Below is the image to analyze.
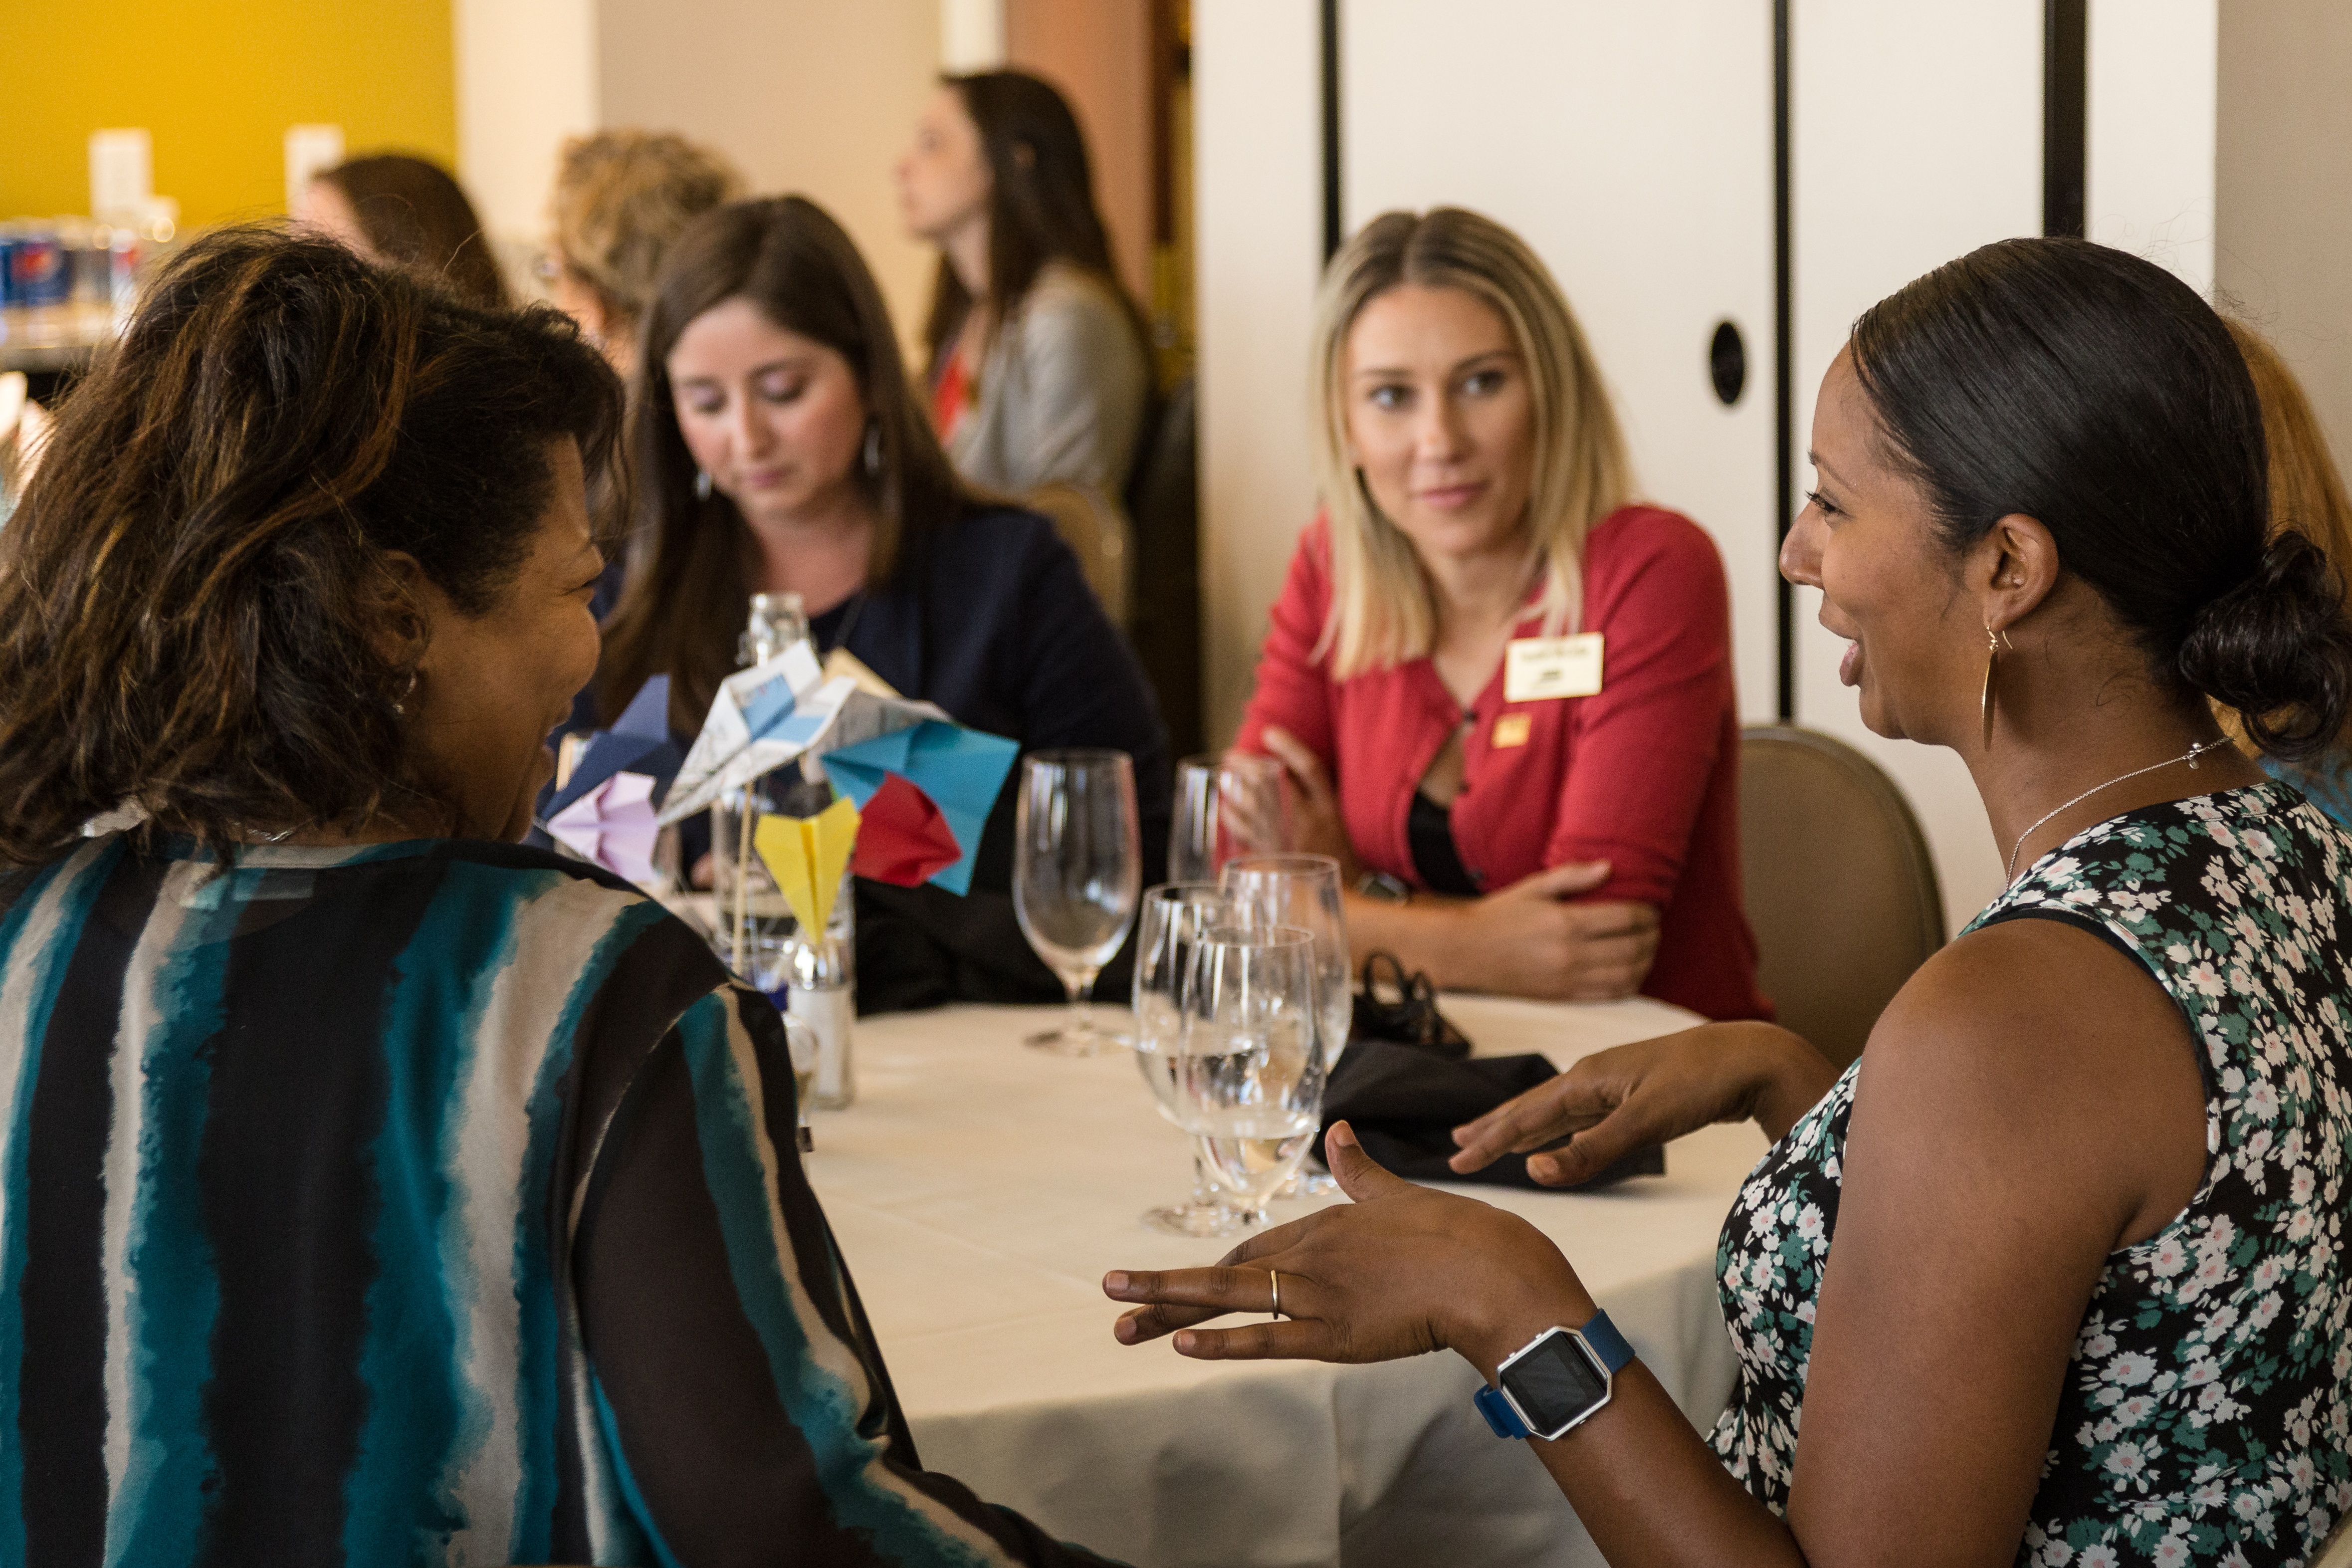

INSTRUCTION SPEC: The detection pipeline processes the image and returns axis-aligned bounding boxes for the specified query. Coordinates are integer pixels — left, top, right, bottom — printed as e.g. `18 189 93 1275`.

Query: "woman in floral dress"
1103 237 2352 1566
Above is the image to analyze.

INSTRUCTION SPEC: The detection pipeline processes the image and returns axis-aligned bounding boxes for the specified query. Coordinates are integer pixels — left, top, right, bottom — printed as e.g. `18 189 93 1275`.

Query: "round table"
806 994 1767 1568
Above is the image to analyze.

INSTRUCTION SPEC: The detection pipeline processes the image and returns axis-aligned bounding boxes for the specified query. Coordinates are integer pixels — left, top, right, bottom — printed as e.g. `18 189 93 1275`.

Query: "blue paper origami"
819 720 1019 896
547 675 683 817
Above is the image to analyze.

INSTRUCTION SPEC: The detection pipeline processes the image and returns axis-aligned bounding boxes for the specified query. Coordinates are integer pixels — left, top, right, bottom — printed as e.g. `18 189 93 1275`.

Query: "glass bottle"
739 590 808 669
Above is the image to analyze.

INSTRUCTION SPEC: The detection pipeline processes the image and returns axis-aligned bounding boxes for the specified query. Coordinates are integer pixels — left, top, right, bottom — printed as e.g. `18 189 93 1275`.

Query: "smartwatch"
1473 1312 1635 1441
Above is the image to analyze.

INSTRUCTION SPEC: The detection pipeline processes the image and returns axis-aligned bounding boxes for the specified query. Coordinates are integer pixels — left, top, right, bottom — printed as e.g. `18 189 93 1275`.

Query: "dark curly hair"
1851 236 2352 762
0 226 620 867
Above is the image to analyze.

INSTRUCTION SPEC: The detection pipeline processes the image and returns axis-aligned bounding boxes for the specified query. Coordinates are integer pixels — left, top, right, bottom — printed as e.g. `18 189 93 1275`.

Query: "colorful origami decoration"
659 640 1022 901
545 771 661 886
848 773 963 888
819 720 1020 896
540 676 682 884
752 795 861 934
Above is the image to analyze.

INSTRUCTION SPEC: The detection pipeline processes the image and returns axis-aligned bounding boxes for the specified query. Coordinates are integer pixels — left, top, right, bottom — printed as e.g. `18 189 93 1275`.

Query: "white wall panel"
2088 0 2217 292
597 0 943 357
454 0 600 250
1789 0 2042 934
1192 0 1324 749
1340 0 1779 726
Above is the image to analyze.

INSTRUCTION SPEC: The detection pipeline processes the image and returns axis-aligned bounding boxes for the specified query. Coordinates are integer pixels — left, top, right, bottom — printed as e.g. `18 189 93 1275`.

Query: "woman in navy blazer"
595 196 1170 1009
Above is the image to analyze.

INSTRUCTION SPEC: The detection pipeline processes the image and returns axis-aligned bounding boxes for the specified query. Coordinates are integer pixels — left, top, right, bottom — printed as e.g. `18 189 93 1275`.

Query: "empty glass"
1132 883 1247 1237
1222 853 1351 1195
1170 752 1294 883
1013 749 1143 1056
1171 923 1326 1226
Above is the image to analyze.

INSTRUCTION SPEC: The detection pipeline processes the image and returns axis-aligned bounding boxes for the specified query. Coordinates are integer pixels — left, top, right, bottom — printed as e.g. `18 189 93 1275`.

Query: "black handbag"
1348 951 1472 1059
1327 952 1663 1192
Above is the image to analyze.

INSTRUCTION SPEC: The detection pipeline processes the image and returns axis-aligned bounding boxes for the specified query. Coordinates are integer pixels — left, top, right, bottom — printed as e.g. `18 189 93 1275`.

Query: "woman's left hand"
1103 1121 1594 1380
1258 726 1361 883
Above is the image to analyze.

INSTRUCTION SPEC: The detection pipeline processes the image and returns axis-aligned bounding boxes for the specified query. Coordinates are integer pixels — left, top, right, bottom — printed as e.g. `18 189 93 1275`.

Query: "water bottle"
739 590 808 668
787 861 856 1110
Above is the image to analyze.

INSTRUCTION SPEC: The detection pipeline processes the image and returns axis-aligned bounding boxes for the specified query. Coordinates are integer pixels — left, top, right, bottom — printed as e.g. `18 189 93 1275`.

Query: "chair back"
1023 480 1131 628
2314 1511 2352 1568
1123 375 1203 754
1738 725 1944 1070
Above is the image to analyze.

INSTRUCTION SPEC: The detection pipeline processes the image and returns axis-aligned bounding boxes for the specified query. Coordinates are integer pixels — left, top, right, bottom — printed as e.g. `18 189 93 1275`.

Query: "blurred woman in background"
0 227 1116 1567
598 195 1170 1010
899 71 1150 534
1237 208 1767 1022
545 128 742 379
298 151 508 309
2221 317 2352 826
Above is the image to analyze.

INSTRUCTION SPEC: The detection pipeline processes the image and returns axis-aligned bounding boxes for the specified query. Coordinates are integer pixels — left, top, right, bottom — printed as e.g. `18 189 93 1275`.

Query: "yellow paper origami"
753 796 861 934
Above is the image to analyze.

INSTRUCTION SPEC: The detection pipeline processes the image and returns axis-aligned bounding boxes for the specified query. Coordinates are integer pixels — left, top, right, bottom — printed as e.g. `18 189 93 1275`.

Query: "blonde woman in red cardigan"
1238 208 1767 1021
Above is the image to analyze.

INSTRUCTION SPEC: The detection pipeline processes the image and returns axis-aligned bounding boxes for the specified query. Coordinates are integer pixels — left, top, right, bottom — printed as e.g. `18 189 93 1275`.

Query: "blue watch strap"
1475 1312 1636 1440
1579 1310 1635 1374
1474 1382 1529 1438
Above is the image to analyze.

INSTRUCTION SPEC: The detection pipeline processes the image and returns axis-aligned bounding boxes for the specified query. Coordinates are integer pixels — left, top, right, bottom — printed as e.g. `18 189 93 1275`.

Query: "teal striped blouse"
0 833 1117 1568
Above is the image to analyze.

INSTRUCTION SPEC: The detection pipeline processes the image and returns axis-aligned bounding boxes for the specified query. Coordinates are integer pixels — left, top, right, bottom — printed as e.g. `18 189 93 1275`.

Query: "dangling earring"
392 671 418 718
1979 624 2014 750
862 420 883 477
694 468 713 500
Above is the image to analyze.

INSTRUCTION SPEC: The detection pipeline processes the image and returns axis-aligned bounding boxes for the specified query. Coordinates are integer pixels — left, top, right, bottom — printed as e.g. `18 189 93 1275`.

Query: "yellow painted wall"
0 0 456 227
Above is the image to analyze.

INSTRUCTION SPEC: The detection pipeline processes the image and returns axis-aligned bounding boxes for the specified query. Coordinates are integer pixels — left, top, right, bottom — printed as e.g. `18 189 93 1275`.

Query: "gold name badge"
1502 633 1604 703
1492 713 1533 749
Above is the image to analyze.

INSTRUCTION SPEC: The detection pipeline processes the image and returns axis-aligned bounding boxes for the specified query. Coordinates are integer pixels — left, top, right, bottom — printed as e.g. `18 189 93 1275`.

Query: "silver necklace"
2006 737 2231 882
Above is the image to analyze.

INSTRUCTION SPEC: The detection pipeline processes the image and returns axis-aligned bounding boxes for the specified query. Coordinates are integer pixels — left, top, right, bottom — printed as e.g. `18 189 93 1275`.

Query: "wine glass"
1221 854 1351 1195
1013 749 1143 1056
1172 923 1326 1227
1131 883 1248 1237
1169 752 1293 883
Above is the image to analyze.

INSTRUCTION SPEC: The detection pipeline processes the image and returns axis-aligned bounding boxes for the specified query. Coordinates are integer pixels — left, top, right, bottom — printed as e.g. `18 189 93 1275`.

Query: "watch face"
1499 1331 1608 1436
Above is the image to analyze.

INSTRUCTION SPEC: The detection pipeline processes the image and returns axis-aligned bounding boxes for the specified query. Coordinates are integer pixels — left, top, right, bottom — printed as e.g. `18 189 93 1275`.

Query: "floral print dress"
1710 782 2352 1566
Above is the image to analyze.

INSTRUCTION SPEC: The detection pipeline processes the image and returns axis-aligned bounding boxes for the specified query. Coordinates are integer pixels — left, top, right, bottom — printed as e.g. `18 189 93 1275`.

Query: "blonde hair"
2220 318 2352 761
551 130 742 330
1309 208 1631 678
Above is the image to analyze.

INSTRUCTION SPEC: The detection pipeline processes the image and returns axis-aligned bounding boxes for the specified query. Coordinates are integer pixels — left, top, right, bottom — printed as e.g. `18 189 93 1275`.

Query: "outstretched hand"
1448 1021 1839 1186
1103 1121 1592 1379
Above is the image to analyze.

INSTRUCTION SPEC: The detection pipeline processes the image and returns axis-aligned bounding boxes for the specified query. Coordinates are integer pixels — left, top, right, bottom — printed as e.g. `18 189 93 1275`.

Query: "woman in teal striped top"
0 228 1117 1568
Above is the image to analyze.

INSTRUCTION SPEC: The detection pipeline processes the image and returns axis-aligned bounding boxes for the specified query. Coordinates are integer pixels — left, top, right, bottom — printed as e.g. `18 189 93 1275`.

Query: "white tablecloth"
807 994 1766 1568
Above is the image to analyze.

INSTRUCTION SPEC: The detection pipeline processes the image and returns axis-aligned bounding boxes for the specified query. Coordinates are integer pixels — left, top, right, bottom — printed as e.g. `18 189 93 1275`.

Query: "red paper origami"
850 772 963 887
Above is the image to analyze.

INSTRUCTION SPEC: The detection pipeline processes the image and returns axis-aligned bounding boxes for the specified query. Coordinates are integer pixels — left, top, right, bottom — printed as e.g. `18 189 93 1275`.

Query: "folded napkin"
1319 1040 1665 1192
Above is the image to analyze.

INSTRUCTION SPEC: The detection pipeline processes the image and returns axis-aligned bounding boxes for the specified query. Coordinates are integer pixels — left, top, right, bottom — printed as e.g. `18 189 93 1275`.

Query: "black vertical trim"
2043 0 2088 237
1319 0 1342 262
1773 0 1795 721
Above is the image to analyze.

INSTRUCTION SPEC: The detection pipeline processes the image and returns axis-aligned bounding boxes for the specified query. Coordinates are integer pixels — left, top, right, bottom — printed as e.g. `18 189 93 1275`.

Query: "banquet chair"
1024 479 1131 629
1737 725 1945 1071
1124 375 1203 754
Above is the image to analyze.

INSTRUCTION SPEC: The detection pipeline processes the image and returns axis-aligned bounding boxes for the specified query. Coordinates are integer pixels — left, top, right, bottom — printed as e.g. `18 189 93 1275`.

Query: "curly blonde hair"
551 131 742 332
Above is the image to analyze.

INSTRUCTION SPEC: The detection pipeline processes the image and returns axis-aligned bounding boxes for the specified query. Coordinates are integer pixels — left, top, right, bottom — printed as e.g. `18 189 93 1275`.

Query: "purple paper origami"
546 771 660 886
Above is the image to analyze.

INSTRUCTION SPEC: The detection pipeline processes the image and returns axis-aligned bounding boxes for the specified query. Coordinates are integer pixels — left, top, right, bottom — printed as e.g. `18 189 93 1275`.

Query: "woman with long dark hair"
1106 238 2352 1564
897 71 1150 532
0 228 1119 1565
597 195 1170 1009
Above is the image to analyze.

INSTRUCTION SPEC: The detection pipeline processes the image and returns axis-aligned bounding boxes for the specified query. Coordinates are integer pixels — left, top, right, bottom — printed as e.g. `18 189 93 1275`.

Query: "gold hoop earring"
1980 625 2014 750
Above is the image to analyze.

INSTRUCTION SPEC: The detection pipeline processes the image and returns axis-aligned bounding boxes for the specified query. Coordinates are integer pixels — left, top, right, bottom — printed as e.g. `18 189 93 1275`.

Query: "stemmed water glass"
1170 922 1327 1228
1221 853 1351 1195
1170 753 1293 883
1131 883 1248 1237
1013 749 1142 1056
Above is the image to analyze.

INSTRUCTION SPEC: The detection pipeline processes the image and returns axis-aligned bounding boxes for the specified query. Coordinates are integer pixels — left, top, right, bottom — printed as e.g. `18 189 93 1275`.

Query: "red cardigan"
1237 506 1769 1022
